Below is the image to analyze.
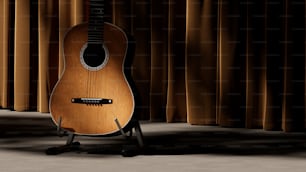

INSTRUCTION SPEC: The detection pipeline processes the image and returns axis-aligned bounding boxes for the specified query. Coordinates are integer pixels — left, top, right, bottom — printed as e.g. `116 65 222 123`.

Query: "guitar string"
89 1 101 100
87 0 105 123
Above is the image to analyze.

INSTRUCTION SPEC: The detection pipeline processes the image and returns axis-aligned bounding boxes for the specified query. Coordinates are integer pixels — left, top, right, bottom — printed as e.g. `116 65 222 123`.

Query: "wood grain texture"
49 22 135 135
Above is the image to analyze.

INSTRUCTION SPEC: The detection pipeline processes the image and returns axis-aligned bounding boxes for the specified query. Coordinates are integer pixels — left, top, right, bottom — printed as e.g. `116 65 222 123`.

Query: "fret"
88 0 104 45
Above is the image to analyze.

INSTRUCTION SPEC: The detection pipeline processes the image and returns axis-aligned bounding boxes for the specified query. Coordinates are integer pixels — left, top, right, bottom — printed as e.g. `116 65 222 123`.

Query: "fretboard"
88 0 104 45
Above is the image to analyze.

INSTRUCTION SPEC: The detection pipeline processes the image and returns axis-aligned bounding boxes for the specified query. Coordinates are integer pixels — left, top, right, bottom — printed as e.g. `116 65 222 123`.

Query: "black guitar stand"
45 117 145 157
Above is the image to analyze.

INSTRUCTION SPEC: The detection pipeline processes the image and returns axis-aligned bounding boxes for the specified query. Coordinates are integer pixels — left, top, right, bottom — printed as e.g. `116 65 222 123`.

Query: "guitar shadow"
1 114 306 157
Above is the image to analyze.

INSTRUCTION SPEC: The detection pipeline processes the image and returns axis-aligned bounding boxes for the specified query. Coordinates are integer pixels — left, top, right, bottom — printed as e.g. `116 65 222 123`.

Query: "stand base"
46 120 144 157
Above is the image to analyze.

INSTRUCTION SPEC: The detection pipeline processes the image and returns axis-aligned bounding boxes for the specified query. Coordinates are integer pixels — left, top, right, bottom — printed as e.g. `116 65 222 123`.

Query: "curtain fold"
186 0 218 125
38 0 57 112
149 0 171 121
1 0 306 132
243 0 266 129
166 0 187 122
0 0 9 108
281 0 305 131
14 0 31 111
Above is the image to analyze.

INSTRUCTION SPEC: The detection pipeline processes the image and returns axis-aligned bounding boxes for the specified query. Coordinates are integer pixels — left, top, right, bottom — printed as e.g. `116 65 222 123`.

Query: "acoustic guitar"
49 0 136 136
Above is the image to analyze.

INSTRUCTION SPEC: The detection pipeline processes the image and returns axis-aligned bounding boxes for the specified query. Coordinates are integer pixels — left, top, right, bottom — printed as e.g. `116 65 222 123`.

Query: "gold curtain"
0 0 9 108
1 0 306 132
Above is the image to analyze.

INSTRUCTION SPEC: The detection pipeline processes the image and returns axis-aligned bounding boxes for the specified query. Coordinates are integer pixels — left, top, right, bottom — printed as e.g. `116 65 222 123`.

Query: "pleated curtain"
1 0 306 132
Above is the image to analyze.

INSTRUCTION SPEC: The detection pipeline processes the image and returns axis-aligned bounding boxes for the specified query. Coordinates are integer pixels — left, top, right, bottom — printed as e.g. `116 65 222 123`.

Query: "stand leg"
134 121 144 148
120 121 145 157
66 133 75 145
115 119 145 148
46 133 80 155
114 118 145 147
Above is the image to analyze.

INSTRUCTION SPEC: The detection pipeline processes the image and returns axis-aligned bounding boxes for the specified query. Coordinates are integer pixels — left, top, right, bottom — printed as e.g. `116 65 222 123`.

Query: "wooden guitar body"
49 22 135 136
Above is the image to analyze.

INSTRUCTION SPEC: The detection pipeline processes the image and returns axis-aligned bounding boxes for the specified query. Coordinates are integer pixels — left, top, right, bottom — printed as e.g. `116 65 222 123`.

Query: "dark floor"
1 110 306 172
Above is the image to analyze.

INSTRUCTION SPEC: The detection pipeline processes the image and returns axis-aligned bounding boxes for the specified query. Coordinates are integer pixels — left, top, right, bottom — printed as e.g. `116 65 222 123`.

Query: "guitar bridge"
71 98 112 105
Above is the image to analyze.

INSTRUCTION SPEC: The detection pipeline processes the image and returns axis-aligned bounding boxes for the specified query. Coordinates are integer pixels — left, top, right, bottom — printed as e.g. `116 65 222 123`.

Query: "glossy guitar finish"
49 22 135 135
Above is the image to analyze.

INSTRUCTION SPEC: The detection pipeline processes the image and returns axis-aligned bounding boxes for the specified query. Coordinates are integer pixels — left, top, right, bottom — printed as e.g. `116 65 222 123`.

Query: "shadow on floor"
1 115 306 157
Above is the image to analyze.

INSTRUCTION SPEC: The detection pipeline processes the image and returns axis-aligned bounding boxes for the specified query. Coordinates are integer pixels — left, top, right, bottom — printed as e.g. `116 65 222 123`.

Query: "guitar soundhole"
80 43 109 71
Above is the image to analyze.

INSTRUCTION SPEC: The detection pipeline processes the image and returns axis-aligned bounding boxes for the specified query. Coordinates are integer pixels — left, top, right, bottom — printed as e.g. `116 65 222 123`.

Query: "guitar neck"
88 0 104 45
